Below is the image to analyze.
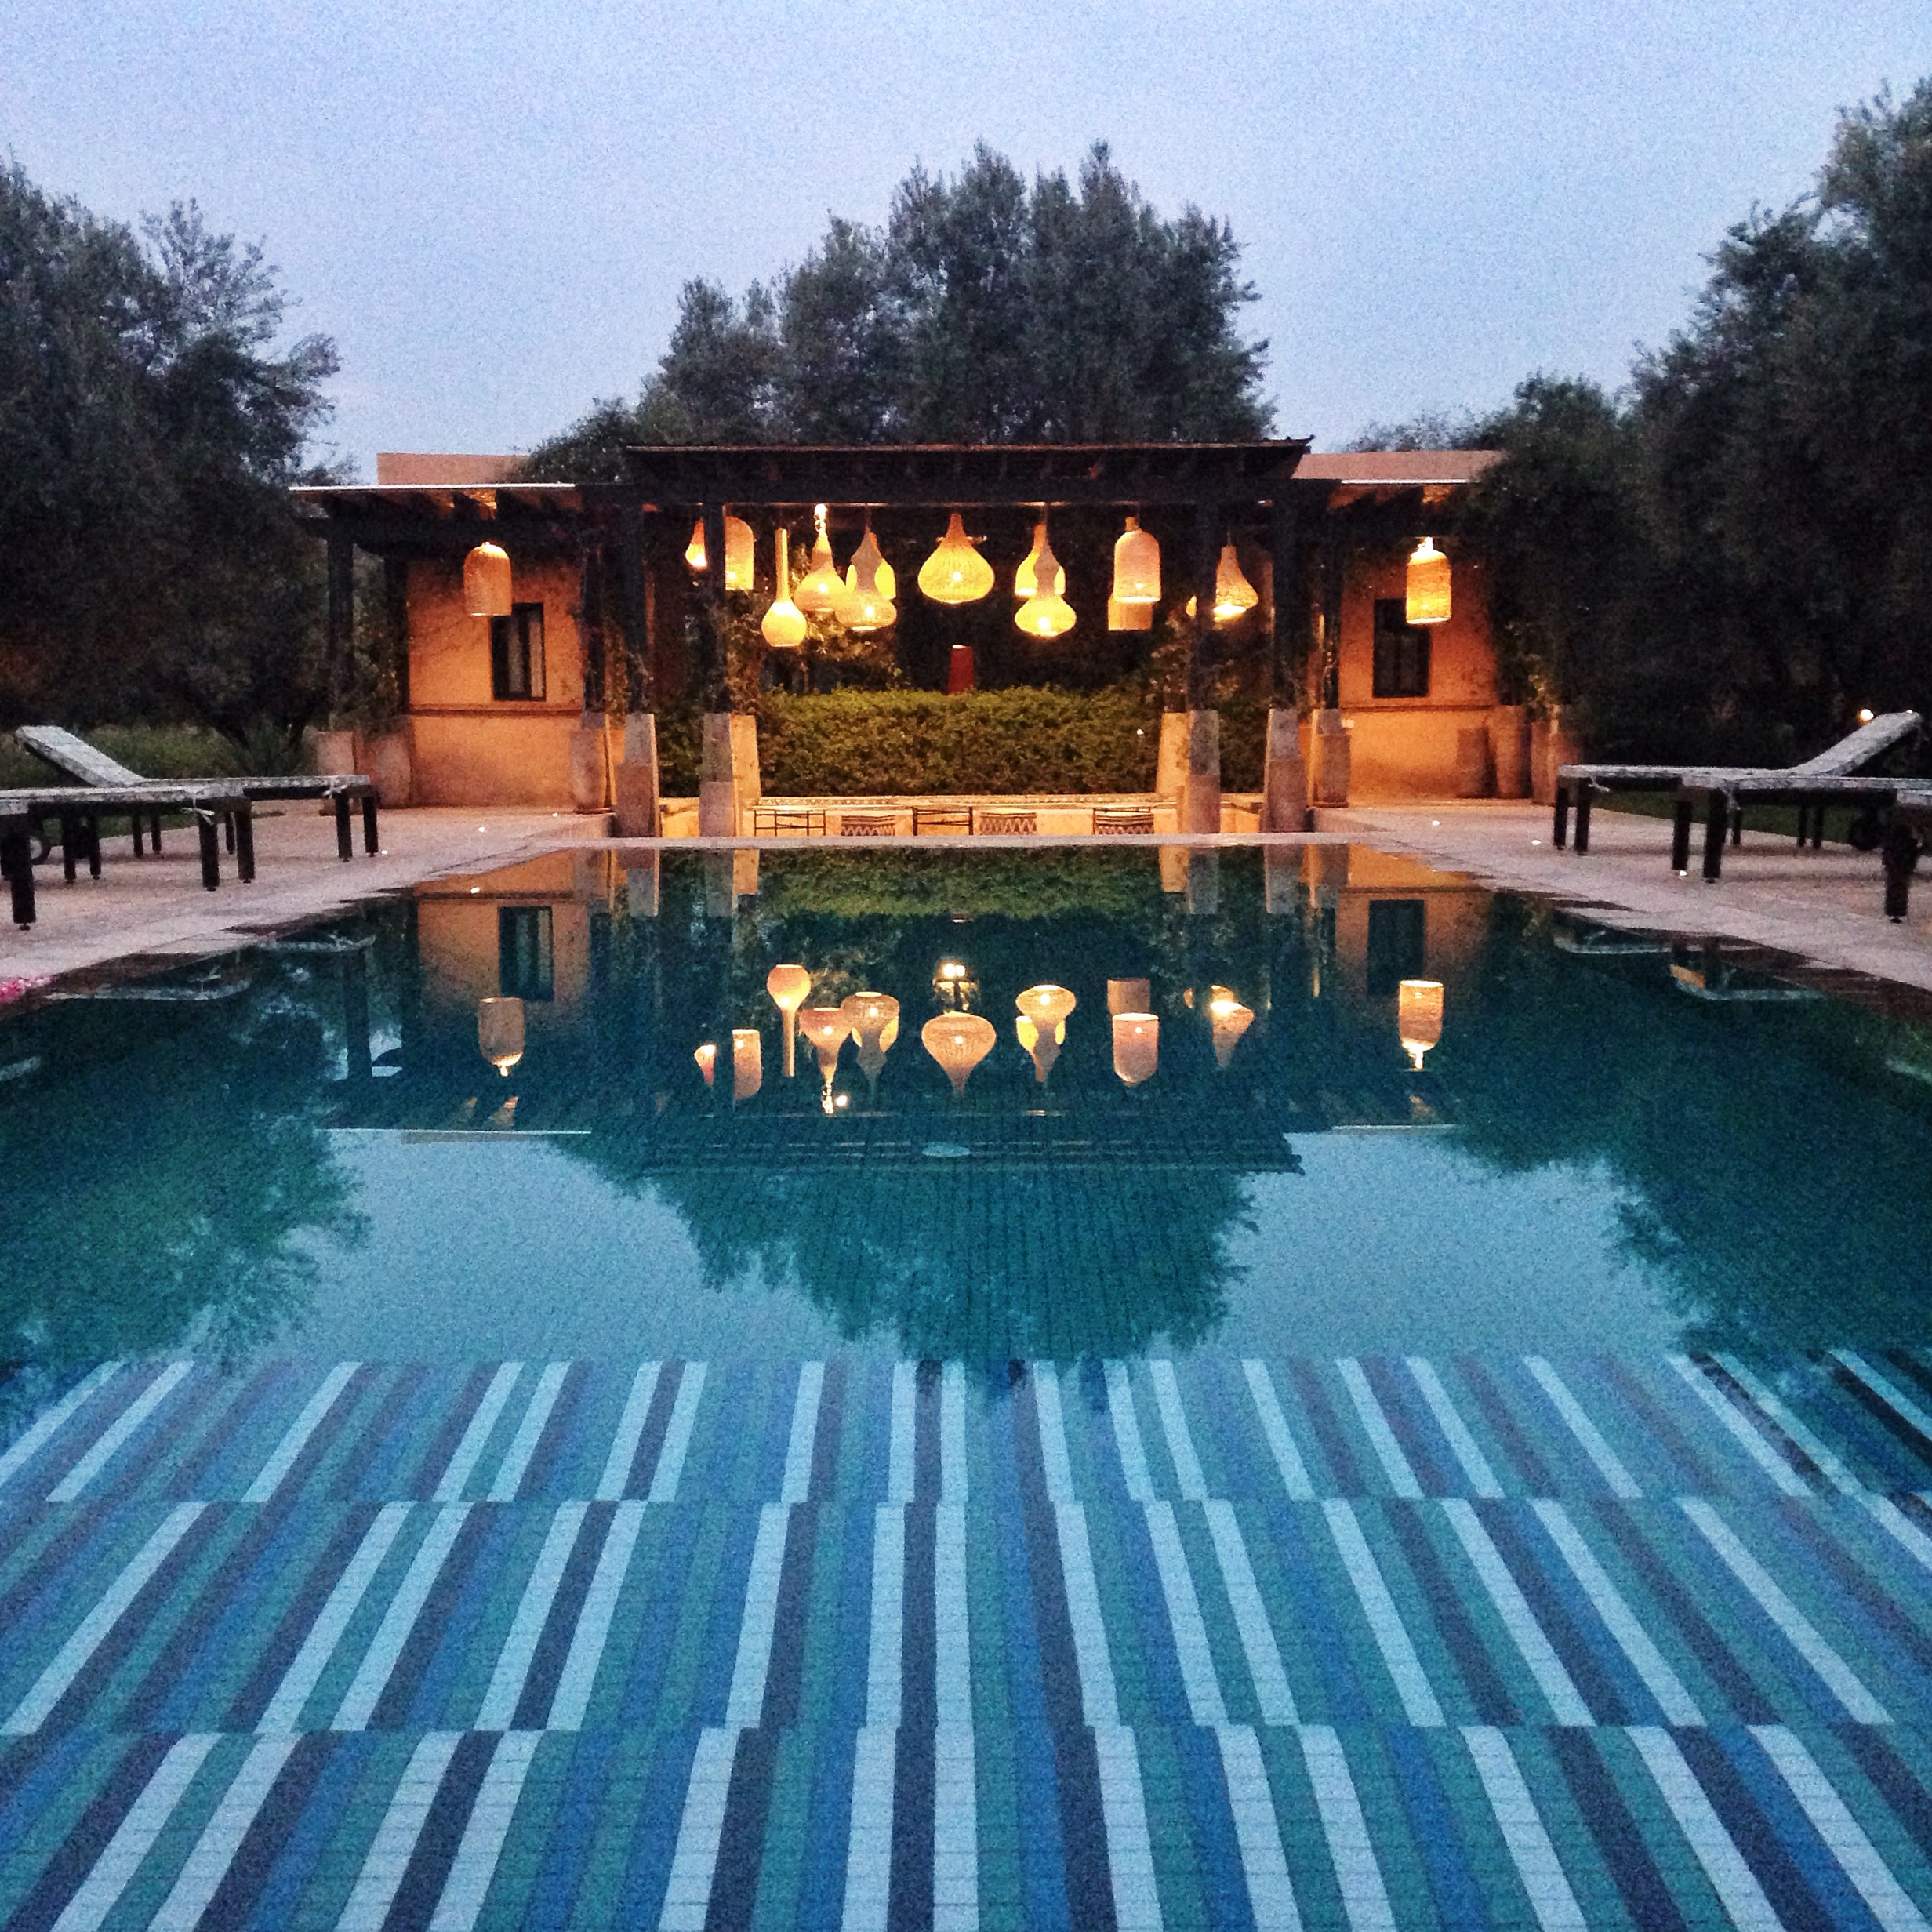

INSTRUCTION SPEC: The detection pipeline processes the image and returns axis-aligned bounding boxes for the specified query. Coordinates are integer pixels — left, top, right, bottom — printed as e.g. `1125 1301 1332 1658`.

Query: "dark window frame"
490 601 546 701
1371 597 1431 699
1366 898 1426 996
498 905 554 1001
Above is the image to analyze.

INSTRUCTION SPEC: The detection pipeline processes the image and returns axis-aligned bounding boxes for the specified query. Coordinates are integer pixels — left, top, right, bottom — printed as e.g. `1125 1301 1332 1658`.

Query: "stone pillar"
624 849 660 917
1454 726 1494 797
729 714 761 808
314 727 359 778
1311 709 1351 807
1154 713 1188 803
1490 704 1531 798
1179 501 1222 833
568 718 608 812
1179 708 1222 834
614 713 660 836
1530 708 1582 806
699 712 739 835
358 725 413 806
1261 707 1309 831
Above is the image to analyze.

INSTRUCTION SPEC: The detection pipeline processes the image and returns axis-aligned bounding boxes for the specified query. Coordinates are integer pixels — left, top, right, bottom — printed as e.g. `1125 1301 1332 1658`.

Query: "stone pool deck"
1 1348 1930 1928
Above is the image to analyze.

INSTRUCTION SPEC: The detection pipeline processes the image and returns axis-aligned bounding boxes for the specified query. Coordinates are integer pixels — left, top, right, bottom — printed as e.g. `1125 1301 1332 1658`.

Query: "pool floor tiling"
2 1351 1932 1931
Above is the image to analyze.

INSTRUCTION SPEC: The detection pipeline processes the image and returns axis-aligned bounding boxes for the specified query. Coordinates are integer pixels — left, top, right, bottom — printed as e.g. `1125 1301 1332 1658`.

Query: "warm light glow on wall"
762 527 808 648
922 1012 996 1095
1112 1012 1160 1085
1398 979 1444 1070
917 513 995 605
794 504 843 616
766 964 812 1077
463 543 512 618
1112 515 1160 603
477 996 524 1074
1406 537 1451 626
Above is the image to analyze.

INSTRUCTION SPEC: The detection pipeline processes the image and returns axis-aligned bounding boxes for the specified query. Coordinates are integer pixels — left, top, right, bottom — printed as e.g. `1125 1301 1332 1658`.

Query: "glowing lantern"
767 963 813 1077
798 1006 849 1104
762 527 808 649
932 958 975 1009
834 526 896 632
1207 986 1255 1069
732 1027 763 1101
923 1012 996 1095
1013 521 1066 599
1183 545 1262 625
1108 595 1153 632
1113 1011 1160 1086
684 519 707 572
463 542 512 618
1107 977 1151 1016
477 996 524 1075
1015 983 1077 1083
1398 979 1444 1070
1406 537 1451 626
693 1040 717 1087
917 512 995 605
841 992 900 1090
794 504 843 616
724 513 754 590
1015 532 1075 638
1112 516 1160 604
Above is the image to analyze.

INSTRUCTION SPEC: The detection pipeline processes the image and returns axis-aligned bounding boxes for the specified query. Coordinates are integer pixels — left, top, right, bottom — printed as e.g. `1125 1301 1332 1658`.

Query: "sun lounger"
13 724 380 862
1552 710 1922 855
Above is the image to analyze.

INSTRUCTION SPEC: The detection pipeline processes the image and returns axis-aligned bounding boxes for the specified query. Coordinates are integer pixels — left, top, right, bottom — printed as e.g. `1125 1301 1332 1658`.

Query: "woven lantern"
477 996 524 1075
1012 521 1066 600
463 542 512 618
762 528 808 649
833 525 896 633
767 964 813 1077
1107 977 1152 1017
1406 538 1451 626
1207 986 1255 1069
723 513 754 590
693 1040 717 1087
1112 1012 1160 1086
917 513 995 605
794 505 843 615
798 1006 849 1098
1398 979 1444 1070
1112 515 1160 604
841 992 900 1089
1015 982 1077 1084
732 1027 763 1102
1015 532 1075 638
1108 594 1153 632
684 519 707 572
922 1012 996 1096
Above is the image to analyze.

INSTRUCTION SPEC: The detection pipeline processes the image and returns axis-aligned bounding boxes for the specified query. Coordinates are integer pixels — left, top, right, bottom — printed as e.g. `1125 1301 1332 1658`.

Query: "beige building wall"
406 556 586 808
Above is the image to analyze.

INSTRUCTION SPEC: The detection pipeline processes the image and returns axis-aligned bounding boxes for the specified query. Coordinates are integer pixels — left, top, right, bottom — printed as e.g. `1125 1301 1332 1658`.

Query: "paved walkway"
1318 800 1932 993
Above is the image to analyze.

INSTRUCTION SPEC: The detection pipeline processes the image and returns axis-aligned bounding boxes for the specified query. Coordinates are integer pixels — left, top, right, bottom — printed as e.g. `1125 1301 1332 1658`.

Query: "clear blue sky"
6 1 1929 474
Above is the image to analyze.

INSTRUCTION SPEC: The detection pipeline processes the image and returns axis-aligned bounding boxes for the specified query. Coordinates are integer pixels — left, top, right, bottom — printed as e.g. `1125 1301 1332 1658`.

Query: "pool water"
2 842 1930 1930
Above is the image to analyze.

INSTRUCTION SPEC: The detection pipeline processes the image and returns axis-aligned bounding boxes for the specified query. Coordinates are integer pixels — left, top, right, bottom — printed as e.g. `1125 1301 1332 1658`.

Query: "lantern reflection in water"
766 964 813 1077
477 996 525 1076
797 1008 849 1113
922 1013 996 1096
732 1028 763 1102
1107 978 1152 1017
1113 1012 1160 1085
693 1040 717 1088
841 993 900 1093
1398 979 1444 1070
1207 986 1255 1069
1015 982 1077 1084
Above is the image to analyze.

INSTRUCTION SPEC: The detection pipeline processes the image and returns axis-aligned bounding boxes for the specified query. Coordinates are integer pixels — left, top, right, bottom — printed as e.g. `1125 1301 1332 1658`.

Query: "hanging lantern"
1398 979 1444 1070
463 542 512 618
732 1027 763 1102
1207 986 1255 1069
477 996 524 1075
917 512 995 605
1015 532 1076 638
685 519 707 572
1112 1011 1160 1086
767 964 813 1078
833 525 896 633
723 513 754 591
1112 516 1161 604
1108 595 1153 633
1406 537 1451 626
1013 521 1066 599
693 1040 717 1088
1215 544 1259 619
1107 977 1151 1016
794 504 843 616
761 527 808 650
922 1012 996 1096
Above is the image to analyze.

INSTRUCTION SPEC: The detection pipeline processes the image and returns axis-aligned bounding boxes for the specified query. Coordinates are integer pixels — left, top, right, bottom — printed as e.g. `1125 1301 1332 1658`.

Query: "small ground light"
470 886 480 894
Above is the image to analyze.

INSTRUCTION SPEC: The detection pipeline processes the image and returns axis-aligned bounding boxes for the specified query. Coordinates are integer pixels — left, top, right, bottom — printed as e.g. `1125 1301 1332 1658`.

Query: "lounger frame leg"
1794 803 1810 848
234 805 256 883
1552 786 1570 849
151 812 163 855
334 794 353 862
85 815 101 879
361 795 379 855
132 812 144 857
1671 798 1694 872
1701 790 1730 881
1574 784 1594 854
1883 821 1920 922
198 812 221 890
1730 804 1744 848
224 812 236 855
1 826 33 928
60 813 80 884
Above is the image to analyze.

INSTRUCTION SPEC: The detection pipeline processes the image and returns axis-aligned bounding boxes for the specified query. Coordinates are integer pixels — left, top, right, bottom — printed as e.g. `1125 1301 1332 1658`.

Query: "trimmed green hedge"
655 687 1268 795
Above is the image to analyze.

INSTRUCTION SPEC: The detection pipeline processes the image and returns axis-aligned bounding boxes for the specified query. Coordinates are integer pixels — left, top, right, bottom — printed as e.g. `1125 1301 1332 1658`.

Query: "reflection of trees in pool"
1443 899 1932 1353
0 961 369 1368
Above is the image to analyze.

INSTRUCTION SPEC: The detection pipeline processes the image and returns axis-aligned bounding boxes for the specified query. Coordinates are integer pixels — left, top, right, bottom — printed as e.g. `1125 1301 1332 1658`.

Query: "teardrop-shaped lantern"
685 519 707 572
1215 543 1259 619
1206 986 1255 1069
724 513 754 590
478 995 525 1074
766 963 813 1077
841 991 900 1090
1013 521 1066 599
922 1012 996 1096
463 542 512 618
833 526 896 633
762 528 808 649
798 1006 848 1080
1015 533 1076 639
794 504 843 616
693 1040 717 1087
1112 515 1161 604
917 513 995 605
1398 979 1444 1070
1406 537 1451 626
1112 1011 1160 1086
1015 984 1076 1085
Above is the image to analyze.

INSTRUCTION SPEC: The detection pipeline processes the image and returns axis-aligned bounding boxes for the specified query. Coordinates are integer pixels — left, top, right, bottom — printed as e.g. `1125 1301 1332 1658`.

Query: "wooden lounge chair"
1552 710 1922 855
13 724 380 863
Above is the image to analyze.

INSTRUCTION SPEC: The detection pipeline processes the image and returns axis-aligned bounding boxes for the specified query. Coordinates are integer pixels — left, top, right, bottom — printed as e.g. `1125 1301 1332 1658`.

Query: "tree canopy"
527 143 1272 478
0 164 338 754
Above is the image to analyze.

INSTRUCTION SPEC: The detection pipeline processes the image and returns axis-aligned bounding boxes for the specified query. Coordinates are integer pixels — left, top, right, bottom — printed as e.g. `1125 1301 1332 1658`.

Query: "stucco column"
1262 708 1308 831
1154 712 1187 804
699 711 739 835
1312 709 1352 807
1180 707 1222 835
315 532 358 776
1179 499 1222 835
612 509 660 836
569 541 610 812
1262 496 1310 832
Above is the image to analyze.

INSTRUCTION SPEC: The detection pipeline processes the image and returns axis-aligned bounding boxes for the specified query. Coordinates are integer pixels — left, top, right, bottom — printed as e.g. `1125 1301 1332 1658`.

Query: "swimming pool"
2 841 1930 1929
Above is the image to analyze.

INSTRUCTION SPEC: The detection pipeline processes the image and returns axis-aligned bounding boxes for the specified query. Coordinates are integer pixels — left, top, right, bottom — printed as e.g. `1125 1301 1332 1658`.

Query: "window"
490 602 545 700
1366 899 1425 996
1372 597 1430 698
498 906 554 1001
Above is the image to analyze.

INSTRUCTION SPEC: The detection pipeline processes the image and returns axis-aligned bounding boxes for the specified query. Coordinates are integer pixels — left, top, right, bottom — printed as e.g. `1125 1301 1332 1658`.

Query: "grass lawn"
1598 789 1875 846
0 726 287 842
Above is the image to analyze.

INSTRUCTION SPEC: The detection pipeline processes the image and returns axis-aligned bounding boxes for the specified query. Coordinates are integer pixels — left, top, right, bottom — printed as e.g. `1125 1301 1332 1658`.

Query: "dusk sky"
6 0 1930 473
